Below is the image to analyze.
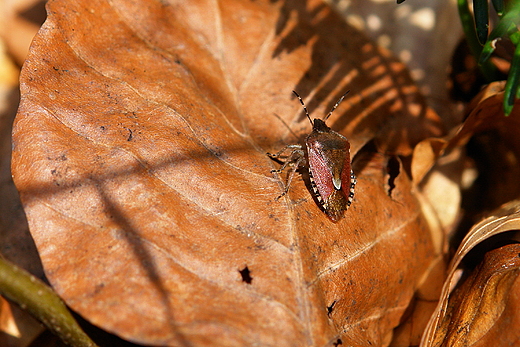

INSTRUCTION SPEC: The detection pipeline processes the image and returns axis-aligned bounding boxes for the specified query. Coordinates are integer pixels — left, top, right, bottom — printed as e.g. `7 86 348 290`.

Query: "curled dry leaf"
421 200 520 346
392 76 520 347
12 0 443 345
411 82 510 185
412 82 520 239
411 82 507 186
433 243 520 347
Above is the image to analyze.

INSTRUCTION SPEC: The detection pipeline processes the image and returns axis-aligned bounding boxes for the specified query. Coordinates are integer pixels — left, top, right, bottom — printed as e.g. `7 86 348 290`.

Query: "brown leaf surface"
421 200 520 346
12 0 443 345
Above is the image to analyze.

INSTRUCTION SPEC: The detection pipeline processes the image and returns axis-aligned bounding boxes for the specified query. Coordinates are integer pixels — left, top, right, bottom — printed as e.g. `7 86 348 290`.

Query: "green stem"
0 257 98 347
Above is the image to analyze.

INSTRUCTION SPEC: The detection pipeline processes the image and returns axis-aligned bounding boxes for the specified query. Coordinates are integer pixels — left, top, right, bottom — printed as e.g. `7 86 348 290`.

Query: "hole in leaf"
333 338 343 346
386 155 400 197
239 265 252 284
327 300 336 317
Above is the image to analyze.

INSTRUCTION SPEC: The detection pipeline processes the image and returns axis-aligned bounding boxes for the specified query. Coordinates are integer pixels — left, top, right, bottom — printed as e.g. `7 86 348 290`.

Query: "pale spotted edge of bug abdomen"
309 169 356 217
346 171 356 207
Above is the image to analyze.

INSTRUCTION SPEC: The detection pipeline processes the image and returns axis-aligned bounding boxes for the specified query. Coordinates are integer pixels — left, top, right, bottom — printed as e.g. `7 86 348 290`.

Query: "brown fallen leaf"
411 81 511 186
12 0 444 345
421 200 520 347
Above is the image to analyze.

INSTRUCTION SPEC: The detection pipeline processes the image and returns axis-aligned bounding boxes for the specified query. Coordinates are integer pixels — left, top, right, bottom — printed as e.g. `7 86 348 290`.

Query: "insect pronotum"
267 91 356 222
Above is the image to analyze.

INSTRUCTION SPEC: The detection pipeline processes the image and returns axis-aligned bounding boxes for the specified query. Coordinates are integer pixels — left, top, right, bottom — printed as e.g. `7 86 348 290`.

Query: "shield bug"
267 91 356 222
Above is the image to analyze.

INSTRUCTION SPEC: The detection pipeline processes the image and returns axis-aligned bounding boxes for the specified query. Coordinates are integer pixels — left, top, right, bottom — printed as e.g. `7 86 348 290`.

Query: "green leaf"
479 38 500 64
492 0 504 16
503 42 520 115
487 4 520 42
474 0 489 45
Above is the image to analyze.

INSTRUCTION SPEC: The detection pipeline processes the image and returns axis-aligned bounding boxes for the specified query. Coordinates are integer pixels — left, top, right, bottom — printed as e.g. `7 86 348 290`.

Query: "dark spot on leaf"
239 266 252 284
333 338 342 346
48 154 67 161
209 144 226 159
93 282 105 295
126 128 133 141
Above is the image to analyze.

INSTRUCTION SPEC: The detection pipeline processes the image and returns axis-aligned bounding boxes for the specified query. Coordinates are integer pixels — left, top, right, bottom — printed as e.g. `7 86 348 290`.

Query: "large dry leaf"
12 0 444 345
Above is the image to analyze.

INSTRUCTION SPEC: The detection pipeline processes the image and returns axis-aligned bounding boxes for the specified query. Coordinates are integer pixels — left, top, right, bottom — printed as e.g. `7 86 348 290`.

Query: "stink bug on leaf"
267 91 356 222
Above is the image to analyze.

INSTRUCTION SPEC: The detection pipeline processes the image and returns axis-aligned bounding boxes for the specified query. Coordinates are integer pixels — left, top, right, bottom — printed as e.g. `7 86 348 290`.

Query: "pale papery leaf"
411 82 510 187
411 82 520 241
0 297 20 342
12 0 444 345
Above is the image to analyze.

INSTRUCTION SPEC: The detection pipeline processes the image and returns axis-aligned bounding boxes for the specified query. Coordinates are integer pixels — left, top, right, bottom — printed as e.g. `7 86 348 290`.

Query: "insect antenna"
292 90 313 126
324 90 350 121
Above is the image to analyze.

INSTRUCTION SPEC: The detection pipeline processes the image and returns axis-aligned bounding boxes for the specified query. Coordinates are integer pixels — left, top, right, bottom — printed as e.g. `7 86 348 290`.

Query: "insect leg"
267 144 303 160
271 148 305 200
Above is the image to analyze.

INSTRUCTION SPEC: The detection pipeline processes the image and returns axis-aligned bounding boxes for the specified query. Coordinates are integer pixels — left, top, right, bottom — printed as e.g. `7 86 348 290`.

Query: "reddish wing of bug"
306 138 335 202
